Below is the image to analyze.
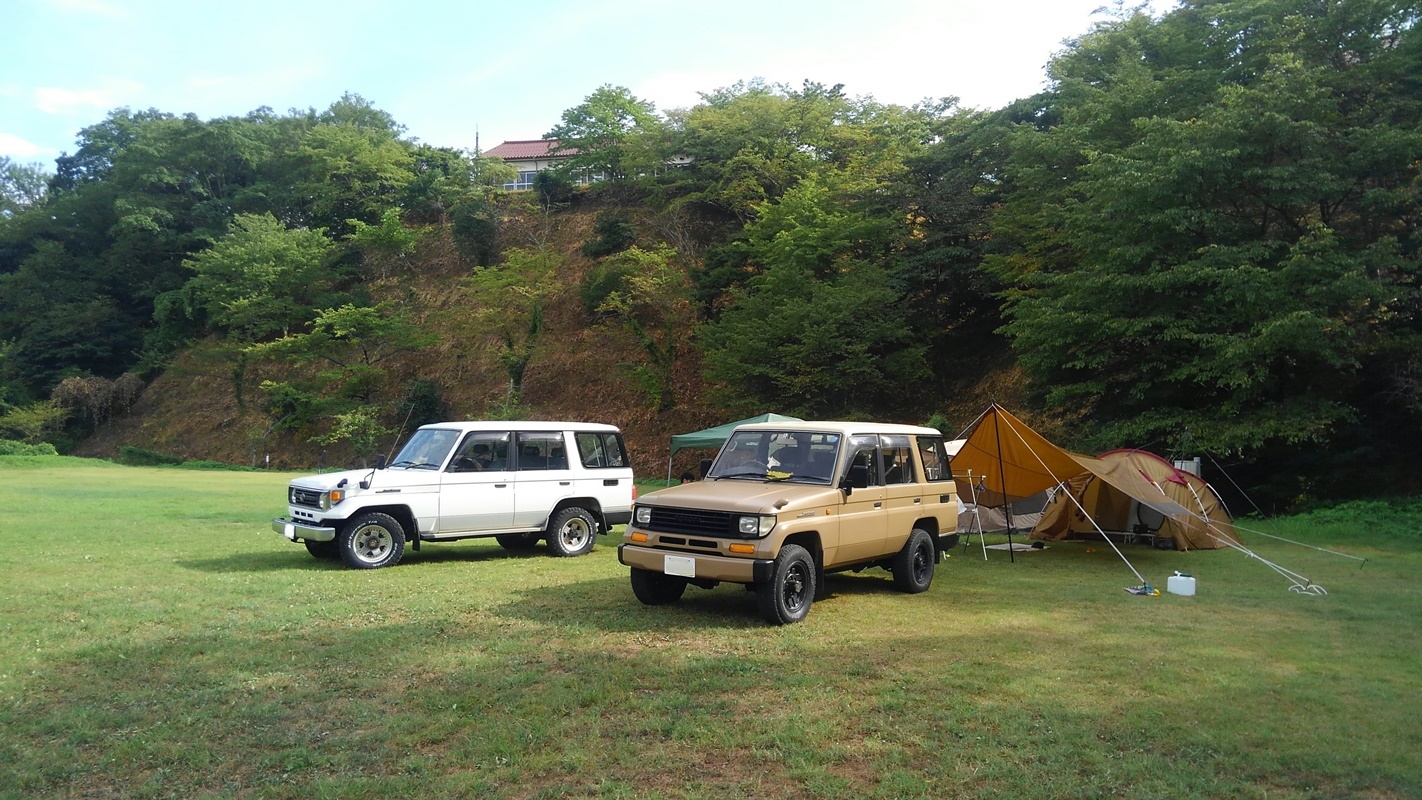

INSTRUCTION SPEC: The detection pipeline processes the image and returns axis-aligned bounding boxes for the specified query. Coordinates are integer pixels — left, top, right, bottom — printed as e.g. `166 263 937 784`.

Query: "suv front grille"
645 506 737 537
290 487 322 509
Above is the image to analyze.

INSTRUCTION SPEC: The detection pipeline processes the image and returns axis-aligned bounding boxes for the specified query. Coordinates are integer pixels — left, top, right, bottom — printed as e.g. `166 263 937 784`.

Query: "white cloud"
0 131 53 158
34 78 143 114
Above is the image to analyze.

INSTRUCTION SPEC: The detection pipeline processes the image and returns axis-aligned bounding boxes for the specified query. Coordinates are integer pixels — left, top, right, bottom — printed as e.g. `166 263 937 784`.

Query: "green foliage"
0 157 49 218
393 379 449 431
463 247 561 401
117 446 183 466
347 207 420 266
595 246 695 411
314 407 395 465
992 0 1422 462
0 439 58 456
257 380 327 432
0 401 68 444
545 84 663 181
579 260 636 317
449 196 498 265
580 211 638 258
532 169 575 205
166 212 338 341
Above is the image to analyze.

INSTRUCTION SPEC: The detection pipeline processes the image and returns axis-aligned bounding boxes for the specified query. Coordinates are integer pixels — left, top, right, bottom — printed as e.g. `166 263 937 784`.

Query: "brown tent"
1031 449 1241 550
952 404 1235 548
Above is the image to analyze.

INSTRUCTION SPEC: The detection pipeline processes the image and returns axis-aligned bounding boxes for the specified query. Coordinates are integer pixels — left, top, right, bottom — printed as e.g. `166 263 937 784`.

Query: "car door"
512 431 574 528
438 430 515 533
880 435 925 555
833 434 887 565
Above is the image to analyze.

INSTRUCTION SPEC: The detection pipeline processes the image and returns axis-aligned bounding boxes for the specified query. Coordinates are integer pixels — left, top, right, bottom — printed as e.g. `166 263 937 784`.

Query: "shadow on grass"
487 567 923 633
176 539 584 573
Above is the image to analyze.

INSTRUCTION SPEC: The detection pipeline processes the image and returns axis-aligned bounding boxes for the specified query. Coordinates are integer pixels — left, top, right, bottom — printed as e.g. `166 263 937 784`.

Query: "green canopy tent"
665 413 803 485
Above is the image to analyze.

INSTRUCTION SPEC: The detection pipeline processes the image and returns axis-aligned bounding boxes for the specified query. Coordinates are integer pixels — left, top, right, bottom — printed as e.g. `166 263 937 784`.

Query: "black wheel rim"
912 542 931 584
782 560 809 613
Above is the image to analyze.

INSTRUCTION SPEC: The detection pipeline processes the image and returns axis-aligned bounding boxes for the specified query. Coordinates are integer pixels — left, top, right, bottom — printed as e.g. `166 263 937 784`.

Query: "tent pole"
665 454 673 488
990 403 1016 563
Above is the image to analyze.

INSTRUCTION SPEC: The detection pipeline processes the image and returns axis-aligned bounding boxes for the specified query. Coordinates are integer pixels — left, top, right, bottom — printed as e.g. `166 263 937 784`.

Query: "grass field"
2 457 1419 799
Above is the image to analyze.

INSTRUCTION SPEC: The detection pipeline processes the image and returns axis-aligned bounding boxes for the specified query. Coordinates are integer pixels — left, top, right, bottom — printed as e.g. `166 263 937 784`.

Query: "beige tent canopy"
951 404 1239 549
1031 449 1241 550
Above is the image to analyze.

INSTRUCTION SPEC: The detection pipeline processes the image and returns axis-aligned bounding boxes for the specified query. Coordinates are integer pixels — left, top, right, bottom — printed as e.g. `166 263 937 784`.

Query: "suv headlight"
635 505 652 525
738 515 776 537
321 490 345 510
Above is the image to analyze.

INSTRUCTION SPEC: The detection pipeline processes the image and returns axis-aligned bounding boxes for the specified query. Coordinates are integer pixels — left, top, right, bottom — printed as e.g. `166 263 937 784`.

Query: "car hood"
639 479 839 515
288 466 442 492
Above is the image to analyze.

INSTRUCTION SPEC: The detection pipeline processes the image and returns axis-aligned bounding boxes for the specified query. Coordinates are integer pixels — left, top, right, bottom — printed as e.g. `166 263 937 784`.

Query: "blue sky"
1 0 1176 164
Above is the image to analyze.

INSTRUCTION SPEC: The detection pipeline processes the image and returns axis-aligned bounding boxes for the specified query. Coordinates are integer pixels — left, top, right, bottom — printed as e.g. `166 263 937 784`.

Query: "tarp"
958 491 1052 534
669 413 803 455
951 403 1193 523
1032 450 1241 550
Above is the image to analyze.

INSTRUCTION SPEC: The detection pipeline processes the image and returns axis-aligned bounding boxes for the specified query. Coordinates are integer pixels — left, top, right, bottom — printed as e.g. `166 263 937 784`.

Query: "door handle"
914 498 921 504
560 481 571 486
873 501 882 508
495 484 507 488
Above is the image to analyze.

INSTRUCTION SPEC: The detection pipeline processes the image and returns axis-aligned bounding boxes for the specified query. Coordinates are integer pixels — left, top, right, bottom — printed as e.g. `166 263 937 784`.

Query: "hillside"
76 193 1036 478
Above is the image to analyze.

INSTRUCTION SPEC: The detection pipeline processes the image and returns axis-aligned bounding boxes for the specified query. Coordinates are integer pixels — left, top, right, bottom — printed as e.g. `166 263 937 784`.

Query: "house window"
503 169 539 191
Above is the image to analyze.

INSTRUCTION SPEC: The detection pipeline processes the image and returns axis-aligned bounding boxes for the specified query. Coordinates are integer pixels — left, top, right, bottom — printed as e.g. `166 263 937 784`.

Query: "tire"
304 539 339 560
337 512 406 569
891 528 935 594
629 568 688 605
545 507 597 557
496 532 541 550
757 544 816 625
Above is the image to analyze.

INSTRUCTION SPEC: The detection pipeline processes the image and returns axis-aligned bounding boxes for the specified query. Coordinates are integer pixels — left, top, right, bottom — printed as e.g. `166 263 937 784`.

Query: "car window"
575 432 627 468
916 437 952 482
845 434 882 486
515 432 567 471
881 435 914 484
446 431 510 472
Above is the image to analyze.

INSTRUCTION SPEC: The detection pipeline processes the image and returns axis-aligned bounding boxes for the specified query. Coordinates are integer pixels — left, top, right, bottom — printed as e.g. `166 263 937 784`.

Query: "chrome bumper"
273 517 337 542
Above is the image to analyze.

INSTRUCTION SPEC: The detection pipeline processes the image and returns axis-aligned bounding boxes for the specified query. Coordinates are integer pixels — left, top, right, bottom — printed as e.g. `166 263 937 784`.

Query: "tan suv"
619 421 959 624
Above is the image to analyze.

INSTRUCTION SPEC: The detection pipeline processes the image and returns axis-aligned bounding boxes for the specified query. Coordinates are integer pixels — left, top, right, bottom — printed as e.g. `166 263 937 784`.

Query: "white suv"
273 421 635 568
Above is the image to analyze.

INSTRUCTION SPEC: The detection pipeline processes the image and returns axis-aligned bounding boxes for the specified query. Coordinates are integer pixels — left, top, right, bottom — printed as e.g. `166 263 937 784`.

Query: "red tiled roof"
483 139 576 159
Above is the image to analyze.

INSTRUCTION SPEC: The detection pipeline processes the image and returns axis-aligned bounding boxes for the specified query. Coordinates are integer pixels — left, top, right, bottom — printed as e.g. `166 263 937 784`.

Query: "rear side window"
515 432 568 471
916 437 952 482
575 432 628 469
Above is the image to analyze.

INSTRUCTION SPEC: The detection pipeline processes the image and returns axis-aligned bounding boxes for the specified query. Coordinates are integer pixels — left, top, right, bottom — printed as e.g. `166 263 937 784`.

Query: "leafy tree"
595 246 696 411
462 247 561 404
314 407 395 467
449 196 499 265
0 400 67 443
545 85 663 181
581 210 638 258
348 207 421 276
991 0 1422 481
164 212 337 341
0 157 49 217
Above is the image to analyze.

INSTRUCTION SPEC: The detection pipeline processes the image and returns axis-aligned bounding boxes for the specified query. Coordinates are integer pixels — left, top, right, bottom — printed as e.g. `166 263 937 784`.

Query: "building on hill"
483 139 599 191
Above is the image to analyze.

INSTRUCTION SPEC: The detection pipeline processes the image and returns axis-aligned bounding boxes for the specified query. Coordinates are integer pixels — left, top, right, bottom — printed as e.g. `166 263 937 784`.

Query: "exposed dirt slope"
79 195 1039 476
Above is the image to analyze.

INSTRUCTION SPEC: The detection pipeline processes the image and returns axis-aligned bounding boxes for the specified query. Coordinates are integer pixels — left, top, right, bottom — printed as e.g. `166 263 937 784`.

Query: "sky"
0 0 1178 164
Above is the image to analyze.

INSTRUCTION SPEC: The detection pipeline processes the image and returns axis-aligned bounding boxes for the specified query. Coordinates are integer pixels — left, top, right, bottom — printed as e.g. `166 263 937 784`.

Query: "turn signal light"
728 543 755 554
630 532 648 543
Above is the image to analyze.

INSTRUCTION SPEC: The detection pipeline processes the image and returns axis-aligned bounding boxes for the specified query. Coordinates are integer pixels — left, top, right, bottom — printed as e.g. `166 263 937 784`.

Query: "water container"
1167 573 1196 596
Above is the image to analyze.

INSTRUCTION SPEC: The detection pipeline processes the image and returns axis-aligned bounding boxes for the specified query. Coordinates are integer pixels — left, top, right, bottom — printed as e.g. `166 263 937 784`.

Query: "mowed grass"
2 457 1419 800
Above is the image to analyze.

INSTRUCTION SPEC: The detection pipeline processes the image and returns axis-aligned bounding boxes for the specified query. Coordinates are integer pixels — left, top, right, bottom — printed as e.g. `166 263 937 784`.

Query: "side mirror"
847 464 869 489
375 453 387 470
837 475 853 496
699 458 712 479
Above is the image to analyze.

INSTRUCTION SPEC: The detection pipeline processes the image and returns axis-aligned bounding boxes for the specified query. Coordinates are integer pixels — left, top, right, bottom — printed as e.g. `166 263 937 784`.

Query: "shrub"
581 212 637 258
450 197 498 266
0 439 58 456
580 261 636 317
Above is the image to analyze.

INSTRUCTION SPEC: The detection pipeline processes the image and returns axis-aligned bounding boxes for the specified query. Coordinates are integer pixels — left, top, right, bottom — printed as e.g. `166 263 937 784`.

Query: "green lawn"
2 457 1419 799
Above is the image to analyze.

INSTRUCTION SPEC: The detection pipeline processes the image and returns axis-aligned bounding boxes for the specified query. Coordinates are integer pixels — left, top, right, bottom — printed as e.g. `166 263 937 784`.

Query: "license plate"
664 554 696 578
284 522 296 541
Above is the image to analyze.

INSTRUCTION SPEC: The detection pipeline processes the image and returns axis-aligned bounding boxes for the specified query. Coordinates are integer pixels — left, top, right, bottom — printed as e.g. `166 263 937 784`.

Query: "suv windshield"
706 431 840 484
388 428 459 469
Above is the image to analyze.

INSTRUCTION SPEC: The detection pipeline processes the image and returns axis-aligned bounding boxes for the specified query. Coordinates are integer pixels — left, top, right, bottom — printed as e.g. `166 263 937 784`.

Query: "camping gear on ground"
1167 572 1197 596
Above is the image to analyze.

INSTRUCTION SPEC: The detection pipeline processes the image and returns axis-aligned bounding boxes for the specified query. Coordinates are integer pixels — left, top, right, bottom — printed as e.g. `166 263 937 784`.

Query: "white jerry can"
1167 572 1197 596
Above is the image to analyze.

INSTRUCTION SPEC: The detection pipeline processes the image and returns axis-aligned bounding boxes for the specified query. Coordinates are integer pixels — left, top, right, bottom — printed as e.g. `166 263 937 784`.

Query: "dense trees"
1 0 1417 500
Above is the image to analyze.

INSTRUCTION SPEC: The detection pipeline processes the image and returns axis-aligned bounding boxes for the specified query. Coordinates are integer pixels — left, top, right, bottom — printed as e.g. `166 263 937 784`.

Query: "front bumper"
619 544 773 584
273 517 337 543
